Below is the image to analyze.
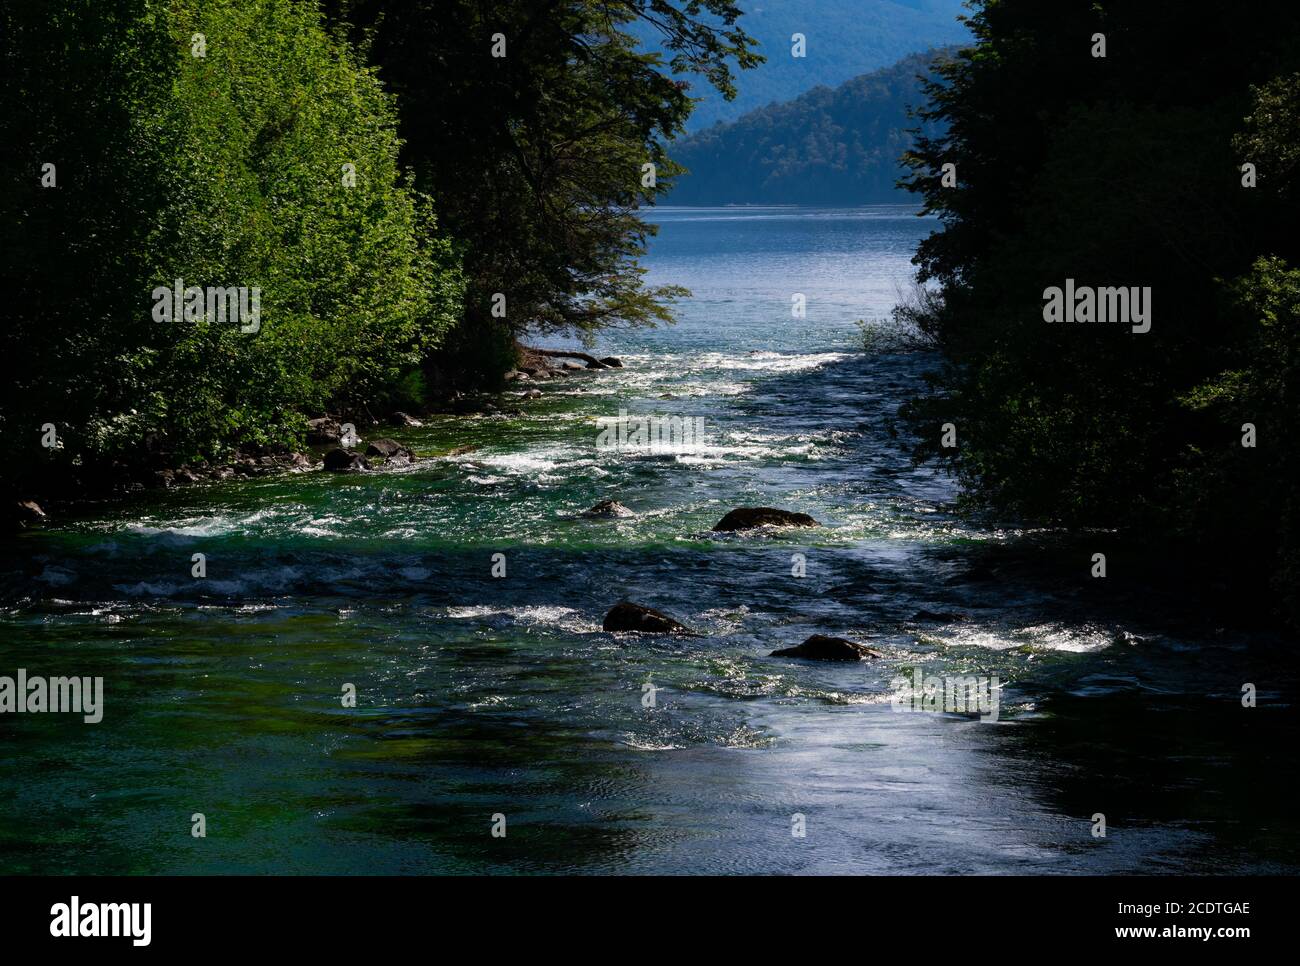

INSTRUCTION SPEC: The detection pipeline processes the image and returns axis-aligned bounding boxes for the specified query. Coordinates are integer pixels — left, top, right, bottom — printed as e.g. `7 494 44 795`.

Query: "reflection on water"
1 207 1295 874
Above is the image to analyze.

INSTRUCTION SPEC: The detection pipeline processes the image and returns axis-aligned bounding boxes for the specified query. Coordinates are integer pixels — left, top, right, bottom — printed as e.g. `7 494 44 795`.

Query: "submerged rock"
323 448 369 472
581 499 635 519
770 634 883 662
911 609 968 622
713 507 820 532
603 601 694 634
947 566 997 585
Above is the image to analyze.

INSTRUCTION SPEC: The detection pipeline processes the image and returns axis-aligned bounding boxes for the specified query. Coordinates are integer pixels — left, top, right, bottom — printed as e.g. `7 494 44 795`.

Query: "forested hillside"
669 50 950 205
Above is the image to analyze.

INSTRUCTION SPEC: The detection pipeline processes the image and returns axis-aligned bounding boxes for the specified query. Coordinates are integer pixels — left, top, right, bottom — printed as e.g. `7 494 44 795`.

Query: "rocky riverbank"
7 347 623 528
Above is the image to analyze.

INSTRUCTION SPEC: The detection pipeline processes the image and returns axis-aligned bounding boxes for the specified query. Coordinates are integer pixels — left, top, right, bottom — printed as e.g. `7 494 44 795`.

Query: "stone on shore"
713 507 820 532
770 634 883 662
13 499 46 526
306 416 342 445
603 601 694 634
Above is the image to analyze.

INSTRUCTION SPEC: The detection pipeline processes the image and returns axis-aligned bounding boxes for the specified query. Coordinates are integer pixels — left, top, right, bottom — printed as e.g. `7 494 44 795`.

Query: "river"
2 206 1296 874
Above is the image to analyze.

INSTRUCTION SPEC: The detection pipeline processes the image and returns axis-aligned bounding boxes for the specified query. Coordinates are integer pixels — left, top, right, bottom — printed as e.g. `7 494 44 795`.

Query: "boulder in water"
603 601 694 634
770 634 883 662
323 448 369 472
582 499 635 519
599 356 623 368
365 438 413 460
713 507 820 531
389 411 423 428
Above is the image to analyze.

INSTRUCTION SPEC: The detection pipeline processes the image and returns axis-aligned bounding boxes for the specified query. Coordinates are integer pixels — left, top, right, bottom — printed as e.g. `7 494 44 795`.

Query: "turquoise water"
2 206 1296 874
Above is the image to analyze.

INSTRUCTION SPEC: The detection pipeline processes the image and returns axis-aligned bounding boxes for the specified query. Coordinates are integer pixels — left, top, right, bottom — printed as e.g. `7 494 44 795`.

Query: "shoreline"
8 348 622 529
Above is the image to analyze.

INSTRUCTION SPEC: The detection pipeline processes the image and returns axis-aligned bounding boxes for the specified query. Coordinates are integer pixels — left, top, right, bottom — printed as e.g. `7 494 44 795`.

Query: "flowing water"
2 206 1297 875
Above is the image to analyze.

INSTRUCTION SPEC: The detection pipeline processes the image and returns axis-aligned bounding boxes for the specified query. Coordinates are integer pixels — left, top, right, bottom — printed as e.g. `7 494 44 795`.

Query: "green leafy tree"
325 0 761 383
0 0 462 495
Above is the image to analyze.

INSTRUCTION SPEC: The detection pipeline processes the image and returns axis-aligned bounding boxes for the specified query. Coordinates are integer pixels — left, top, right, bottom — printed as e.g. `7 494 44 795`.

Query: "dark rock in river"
365 438 413 460
713 506 820 531
323 448 369 472
770 634 883 662
389 411 423 428
599 356 624 368
582 499 635 519
603 601 694 634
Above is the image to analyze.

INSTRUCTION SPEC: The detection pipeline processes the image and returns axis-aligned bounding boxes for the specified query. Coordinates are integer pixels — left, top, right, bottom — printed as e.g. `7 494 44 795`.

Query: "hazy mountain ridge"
659 0 969 130
667 48 954 205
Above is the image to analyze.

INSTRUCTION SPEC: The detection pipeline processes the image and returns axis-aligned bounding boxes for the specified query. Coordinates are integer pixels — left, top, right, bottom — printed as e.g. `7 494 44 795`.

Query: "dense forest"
0 0 758 506
668 49 949 206
901 0 1300 623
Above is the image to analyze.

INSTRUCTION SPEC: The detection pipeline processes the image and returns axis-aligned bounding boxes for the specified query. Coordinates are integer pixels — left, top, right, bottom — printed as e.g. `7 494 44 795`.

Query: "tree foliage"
899 0 1300 618
0 0 461 491
325 0 761 380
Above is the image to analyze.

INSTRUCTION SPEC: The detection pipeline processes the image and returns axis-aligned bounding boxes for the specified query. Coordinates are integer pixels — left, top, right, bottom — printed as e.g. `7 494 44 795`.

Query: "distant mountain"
666 49 952 206
642 0 969 130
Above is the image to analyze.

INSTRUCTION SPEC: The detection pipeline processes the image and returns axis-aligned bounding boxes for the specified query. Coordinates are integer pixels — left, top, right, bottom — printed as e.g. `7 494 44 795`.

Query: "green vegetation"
1 0 461 493
1 0 758 499
670 50 951 205
900 0 1300 621
325 0 760 385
